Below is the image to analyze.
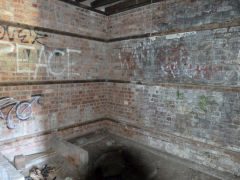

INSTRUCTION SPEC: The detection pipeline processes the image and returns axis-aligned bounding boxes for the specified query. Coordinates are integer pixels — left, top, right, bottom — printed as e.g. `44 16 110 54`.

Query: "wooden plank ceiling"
59 0 161 15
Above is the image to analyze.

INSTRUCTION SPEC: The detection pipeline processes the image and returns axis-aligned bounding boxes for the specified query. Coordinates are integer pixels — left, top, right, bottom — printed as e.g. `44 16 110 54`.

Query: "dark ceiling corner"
58 0 164 16
58 0 107 15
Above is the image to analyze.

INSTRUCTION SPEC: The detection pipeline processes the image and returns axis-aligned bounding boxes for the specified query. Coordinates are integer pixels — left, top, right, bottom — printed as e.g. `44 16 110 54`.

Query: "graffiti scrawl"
0 95 42 129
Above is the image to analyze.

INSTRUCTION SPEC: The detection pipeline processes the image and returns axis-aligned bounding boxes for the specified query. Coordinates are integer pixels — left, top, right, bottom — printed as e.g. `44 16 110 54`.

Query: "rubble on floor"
25 164 58 180
21 153 82 180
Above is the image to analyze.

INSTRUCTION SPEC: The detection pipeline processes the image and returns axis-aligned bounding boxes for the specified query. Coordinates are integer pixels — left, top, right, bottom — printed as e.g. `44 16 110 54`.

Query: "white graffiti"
0 40 81 78
35 45 49 77
47 49 65 76
0 95 42 129
34 46 81 78
67 48 82 77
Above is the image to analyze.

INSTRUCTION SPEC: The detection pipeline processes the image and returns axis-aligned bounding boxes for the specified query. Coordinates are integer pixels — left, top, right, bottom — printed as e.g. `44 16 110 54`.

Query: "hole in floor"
85 147 148 180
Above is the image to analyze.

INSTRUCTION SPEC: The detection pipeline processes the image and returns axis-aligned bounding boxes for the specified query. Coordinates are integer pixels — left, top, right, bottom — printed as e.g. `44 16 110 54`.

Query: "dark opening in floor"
85 147 148 180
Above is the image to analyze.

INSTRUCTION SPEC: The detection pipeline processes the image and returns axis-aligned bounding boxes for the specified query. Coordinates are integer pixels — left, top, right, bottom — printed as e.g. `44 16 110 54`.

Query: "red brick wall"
0 30 107 81
0 0 108 159
0 0 107 38
0 83 107 141
0 119 105 161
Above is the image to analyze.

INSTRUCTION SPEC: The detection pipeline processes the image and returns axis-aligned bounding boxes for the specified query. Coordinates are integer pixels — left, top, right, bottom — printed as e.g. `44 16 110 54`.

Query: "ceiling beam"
91 0 121 8
105 0 163 15
63 0 88 4
75 0 88 2
60 0 86 5
58 0 106 15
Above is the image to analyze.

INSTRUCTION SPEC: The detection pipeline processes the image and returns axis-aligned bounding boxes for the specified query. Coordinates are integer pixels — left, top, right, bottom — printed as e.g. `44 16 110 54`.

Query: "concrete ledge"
50 137 88 174
0 154 24 180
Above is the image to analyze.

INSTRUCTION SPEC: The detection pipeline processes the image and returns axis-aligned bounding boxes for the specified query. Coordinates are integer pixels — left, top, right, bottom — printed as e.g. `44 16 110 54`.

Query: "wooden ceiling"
59 0 161 15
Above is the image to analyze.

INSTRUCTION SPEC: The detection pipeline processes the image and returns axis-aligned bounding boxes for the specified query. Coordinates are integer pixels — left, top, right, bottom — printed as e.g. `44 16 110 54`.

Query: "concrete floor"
69 130 221 180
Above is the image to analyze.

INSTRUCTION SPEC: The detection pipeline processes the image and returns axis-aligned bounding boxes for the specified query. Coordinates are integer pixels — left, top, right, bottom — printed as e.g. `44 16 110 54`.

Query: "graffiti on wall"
118 35 240 83
0 25 82 79
33 46 82 78
0 25 48 45
0 95 42 129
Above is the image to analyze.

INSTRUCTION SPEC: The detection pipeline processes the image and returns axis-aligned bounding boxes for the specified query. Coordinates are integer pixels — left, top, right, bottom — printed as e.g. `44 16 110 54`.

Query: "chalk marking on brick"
34 46 81 79
166 31 197 39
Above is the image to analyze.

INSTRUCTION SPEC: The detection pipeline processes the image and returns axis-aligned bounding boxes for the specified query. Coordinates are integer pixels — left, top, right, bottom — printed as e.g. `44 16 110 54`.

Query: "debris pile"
25 165 58 180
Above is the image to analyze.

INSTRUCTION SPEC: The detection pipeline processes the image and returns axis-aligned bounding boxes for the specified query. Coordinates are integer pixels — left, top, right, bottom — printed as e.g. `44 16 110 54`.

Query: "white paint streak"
166 31 197 39
149 36 156 41
0 40 14 55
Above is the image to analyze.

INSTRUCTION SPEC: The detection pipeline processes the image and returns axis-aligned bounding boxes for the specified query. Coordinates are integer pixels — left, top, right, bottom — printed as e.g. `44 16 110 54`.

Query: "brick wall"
0 29 107 81
0 0 108 159
0 0 240 176
0 0 107 39
105 119 240 176
105 83 240 175
108 0 240 39
0 119 105 161
108 27 240 84
0 83 107 141
106 83 240 150
105 0 240 176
